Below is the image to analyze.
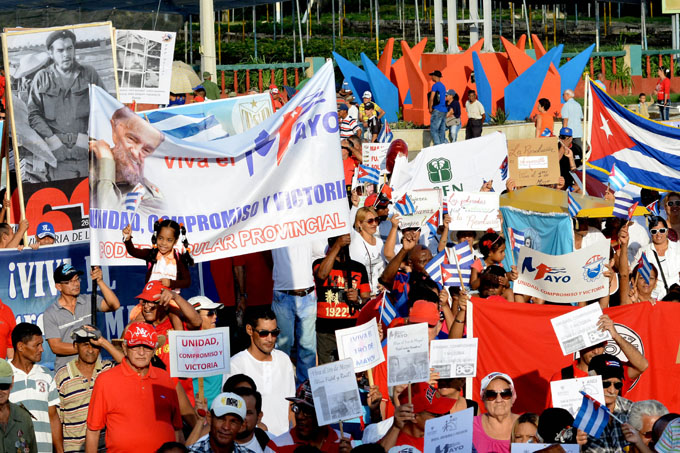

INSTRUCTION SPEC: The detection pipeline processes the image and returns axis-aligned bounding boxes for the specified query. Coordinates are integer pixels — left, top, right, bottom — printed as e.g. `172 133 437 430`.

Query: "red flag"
380 184 393 200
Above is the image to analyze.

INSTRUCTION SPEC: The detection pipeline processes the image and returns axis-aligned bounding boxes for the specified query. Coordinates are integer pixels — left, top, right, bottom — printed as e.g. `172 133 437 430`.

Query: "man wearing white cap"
188 392 251 453
358 91 384 141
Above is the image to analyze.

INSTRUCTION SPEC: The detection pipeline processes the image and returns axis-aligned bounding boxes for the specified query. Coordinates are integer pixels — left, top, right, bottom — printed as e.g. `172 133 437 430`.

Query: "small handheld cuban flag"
379 292 397 326
646 200 660 216
608 164 630 193
568 192 582 217
453 242 474 269
637 253 653 284
395 193 416 216
425 249 448 285
441 263 471 288
125 183 146 214
499 156 509 180
378 121 394 143
508 228 525 253
613 193 636 220
573 391 619 439
425 211 439 236
357 164 381 185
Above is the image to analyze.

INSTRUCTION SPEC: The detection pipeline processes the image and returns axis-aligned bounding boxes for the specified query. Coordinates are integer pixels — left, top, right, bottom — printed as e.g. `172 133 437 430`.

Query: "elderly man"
43 264 120 371
55 325 122 452
201 72 221 100
0 357 38 453
28 29 104 181
86 322 183 452
90 106 165 211
561 89 584 150
627 400 669 448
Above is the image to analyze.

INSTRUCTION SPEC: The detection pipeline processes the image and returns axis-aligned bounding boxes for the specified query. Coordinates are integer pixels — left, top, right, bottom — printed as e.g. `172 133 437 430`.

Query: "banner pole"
1 112 9 224
407 382 412 404
339 420 344 439
6 103 27 243
582 76 591 194
367 368 374 386
91 269 97 328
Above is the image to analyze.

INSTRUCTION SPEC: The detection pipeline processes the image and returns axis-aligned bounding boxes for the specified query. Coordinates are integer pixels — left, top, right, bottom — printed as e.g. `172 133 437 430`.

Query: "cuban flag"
568 192 582 217
608 164 630 193
425 249 449 285
379 292 398 326
508 228 525 253
646 200 660 216
452 242 474 269
425 211 439 236
125 183 146 213
378 121 394 143
442 201 449 217
145 111 229 142
441 264 471 287
587 81 680 192
499 156 509 180
573 391 612 439
357 164 381 184
613 193 636 220
637 253 654 284
395 193 416 216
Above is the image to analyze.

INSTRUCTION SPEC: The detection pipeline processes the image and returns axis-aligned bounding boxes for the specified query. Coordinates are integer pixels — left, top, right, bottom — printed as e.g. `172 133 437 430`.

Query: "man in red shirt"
0 298 16 359
266 380 353 452
85 322 183 452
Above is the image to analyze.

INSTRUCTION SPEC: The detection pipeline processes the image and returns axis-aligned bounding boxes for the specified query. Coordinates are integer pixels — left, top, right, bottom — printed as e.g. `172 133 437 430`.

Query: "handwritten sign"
308 359 363 426
429 338 478 378
362 142 391 174
511 444 579 453
398 188 442 229
168 327 230 378
551 375 606 417
446 191 501 231
424 407 474 453
336 318 385 373
507 137 559 187
550 303 612 355
387 323 430 387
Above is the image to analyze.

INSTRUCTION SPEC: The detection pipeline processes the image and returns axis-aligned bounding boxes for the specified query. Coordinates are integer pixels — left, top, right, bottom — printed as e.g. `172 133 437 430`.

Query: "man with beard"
265 381 353 452
188 393 251 453
55 325 123 452
90 106 165 212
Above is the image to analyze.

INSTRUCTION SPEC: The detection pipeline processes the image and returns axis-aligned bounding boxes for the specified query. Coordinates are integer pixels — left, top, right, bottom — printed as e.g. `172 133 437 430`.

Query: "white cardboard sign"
308 359 363 426
429 338 478 378
397 188 442 229
168 327 230 378
550 303 612 355
336 318 385 373
446 191 501 231
551 375 606 418
424 407 474 453
387 323 430 387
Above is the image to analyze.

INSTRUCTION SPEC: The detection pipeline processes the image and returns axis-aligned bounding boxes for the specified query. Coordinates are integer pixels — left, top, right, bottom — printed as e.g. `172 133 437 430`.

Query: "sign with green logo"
427 158 452 183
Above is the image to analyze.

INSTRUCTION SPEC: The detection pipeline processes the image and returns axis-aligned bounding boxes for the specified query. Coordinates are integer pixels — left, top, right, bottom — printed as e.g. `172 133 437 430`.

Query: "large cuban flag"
587 81 680 191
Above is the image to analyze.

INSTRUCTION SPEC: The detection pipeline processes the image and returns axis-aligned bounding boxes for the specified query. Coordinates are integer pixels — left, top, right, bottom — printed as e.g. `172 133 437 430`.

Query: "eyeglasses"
141 300 160 307
641 430 653 439
483 389 513 401
0 383 10 391
602 381 623 390
650 228 668 235
667 200 680 207
364 217 378 225
254 328 281 338
202 310 216 317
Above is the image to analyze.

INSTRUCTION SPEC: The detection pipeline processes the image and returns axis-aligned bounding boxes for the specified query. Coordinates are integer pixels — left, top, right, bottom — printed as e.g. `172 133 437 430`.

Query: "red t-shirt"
343 157 357 187
209 257 236 307
395 431 425 452
154 317 195 406
87 359 182 452
657 77 671 101
233 251 273 306
372 344 393 418
0 301 16 359
267 427 350 452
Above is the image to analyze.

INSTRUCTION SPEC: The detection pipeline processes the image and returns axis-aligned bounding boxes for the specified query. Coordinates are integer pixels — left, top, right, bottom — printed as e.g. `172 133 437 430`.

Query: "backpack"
432 90 440 106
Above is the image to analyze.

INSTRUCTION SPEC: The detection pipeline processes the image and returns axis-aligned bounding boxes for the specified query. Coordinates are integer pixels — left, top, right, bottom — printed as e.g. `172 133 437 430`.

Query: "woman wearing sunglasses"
663 192 680 241
632 216 680 301
473 372 519 453
349 207 387 295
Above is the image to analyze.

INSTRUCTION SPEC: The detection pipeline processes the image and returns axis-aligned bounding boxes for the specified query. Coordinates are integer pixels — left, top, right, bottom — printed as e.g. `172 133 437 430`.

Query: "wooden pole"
367 368 375 386
91 270 97 327
407 383 412 404
1 114 10 224
4 79 27 242
339 420 344 439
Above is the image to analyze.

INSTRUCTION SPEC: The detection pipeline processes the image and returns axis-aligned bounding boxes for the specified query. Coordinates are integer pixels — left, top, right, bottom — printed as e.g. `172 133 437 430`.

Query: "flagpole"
499 210 515 268
450 246 466 288
582 76 592 194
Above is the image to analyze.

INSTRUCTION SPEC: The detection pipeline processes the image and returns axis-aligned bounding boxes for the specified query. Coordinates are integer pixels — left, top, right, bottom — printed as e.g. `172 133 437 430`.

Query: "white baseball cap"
188 296 222 311
362 91 372 99
211 392 247 420
480 372 515 398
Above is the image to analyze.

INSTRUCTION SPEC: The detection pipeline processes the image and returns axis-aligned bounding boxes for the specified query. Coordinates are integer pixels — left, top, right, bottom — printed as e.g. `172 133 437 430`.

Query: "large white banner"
89 61 350 265
391 132 508 197
514 241 610 303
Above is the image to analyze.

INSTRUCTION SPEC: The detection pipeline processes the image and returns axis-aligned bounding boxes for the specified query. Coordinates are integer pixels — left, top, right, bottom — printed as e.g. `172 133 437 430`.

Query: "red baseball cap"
124 322 158 348
136 280 167 301
409 300 440 326
400 383 455 415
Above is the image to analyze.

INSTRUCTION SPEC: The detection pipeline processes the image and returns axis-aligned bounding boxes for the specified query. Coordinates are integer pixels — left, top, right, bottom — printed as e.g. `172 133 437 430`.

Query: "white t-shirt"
224 349 296 437
239 433 267 453
349 230 386 294
576 227 608 250
348 104 359 121
272 241 326 290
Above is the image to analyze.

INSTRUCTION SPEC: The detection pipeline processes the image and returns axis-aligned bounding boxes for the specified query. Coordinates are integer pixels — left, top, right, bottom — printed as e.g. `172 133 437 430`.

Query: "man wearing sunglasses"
267 380 353 452
582 354 634 453
0 357 38 452
226 307 295 438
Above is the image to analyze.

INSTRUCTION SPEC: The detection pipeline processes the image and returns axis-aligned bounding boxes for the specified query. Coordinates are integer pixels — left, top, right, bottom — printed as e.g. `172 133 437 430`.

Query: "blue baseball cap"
559 127 573 137
36 222 55 239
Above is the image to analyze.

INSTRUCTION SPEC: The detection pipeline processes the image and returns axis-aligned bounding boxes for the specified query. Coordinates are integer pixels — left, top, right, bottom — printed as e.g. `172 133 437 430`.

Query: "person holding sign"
187 392 250 453
473 372 520 453
314 234 371 364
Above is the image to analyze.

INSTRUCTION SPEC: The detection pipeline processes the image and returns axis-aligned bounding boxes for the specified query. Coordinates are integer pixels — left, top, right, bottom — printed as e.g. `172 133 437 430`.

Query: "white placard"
308 359 363 426
335 318 385 373
511 444 580 453
387 323 430 387
446 191 501 231
551 376 606 418
362 142 390 174
518 155 549 169
550 303 612 355
168 327 230 378
398 188 442 229
116 30 176 104
515 241 610 303
424 407 474 453
429 338 478 378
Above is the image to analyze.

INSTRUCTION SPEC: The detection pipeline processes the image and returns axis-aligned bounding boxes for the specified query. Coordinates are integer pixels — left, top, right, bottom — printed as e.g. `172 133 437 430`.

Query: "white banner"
168 327 230 378
89 61 350 265
391 132 508 197
447 192 501 231
116 30 176 104
514 241 610 303
335 318 385 373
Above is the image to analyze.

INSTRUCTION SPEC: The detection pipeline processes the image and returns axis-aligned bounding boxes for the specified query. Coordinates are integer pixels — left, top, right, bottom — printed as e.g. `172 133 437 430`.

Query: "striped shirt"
55 358 114 452
656 418 680 453
339 117 360 139
9 361 59 453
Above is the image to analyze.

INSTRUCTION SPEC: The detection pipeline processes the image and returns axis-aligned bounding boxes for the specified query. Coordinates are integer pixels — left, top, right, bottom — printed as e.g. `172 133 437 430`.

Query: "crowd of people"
0 66 679 453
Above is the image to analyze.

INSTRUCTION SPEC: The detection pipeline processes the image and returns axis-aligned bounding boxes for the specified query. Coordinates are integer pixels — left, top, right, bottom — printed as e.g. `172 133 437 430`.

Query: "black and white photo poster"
308 359 363 426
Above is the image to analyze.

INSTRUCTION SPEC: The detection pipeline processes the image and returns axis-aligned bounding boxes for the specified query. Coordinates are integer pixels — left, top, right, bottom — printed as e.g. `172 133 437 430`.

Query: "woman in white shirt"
633 216 680 300
349 207 386 295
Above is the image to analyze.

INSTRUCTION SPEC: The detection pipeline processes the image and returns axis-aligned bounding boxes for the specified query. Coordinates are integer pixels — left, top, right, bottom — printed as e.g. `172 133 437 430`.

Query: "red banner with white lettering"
471 299 680 413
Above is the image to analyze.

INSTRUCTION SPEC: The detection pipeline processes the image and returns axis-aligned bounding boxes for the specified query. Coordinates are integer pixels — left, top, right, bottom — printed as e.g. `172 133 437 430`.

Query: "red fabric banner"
471 298 680 414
